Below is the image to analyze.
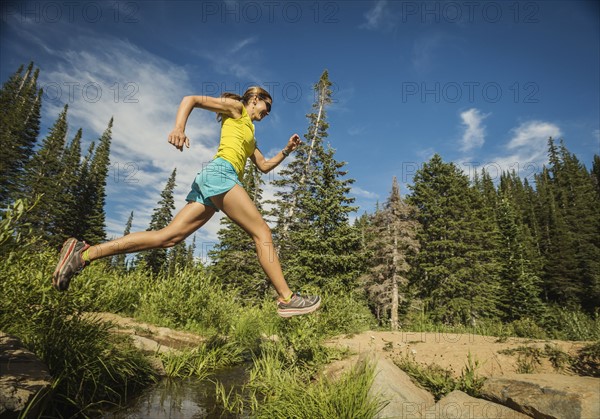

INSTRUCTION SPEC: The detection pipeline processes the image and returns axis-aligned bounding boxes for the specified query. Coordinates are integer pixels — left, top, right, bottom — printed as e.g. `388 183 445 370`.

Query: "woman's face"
252 95 272 121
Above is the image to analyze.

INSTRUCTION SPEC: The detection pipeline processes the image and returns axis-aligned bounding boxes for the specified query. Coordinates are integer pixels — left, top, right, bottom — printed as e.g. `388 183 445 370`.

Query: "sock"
81 249 91 263
281 292 293 303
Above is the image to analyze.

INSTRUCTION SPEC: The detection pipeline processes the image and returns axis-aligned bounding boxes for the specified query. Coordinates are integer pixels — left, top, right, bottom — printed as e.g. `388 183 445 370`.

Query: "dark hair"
217 86 272 121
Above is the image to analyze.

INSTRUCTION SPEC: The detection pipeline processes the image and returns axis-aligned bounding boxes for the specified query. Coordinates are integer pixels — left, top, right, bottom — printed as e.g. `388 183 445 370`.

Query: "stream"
107 364 249 418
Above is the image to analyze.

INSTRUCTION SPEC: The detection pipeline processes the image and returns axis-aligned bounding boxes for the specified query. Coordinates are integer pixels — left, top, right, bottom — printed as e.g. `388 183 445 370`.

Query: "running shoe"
52 238 90 291
277 293 321 318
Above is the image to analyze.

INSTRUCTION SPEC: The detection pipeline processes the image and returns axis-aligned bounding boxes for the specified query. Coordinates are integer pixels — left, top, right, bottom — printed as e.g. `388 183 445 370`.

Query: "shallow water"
107 365 248 418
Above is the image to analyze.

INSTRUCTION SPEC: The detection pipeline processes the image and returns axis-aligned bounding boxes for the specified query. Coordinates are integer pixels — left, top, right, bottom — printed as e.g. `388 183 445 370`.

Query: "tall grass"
0 246 157 417
216 344 386 418
160 335 244 379
402 306 600 342
393 351 485 401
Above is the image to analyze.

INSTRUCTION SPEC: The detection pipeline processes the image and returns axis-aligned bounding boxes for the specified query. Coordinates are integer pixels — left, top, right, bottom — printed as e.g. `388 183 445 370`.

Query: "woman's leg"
87 202 216 261
209 185 292 300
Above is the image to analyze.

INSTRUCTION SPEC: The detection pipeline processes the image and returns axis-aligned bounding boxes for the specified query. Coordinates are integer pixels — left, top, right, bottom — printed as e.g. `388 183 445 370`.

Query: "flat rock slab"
433 390 530 419
87 312 205 350
0 332 53 419
481 374 600 419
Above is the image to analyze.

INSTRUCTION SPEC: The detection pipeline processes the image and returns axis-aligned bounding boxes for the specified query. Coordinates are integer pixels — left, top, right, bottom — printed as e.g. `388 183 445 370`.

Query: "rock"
432 390 530 418
129 334 172 354
0 332 53 419
370 355 436 418
481 374 600 419
324 352 435 418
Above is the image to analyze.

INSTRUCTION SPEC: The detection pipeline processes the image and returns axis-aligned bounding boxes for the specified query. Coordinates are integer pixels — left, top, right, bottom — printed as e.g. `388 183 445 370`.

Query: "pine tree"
592 155 600 198
140 168 177 275
209 161 266 301
408 154 502 325
53 128 82 245
555 141 600 310
73 142 95 241
535 139 600 310
20 105 69 241
273 70 333 245
496 195 544 320
271 71 362 294
362 177 420 330
84 119 113 244
0 63 42 205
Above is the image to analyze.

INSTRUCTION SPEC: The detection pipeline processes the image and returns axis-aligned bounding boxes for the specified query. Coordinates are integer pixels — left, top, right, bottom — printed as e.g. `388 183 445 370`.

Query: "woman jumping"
52 86 321 318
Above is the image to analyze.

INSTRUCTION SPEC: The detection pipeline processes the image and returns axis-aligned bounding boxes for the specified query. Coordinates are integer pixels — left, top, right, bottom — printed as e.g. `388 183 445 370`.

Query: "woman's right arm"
168 96 243 151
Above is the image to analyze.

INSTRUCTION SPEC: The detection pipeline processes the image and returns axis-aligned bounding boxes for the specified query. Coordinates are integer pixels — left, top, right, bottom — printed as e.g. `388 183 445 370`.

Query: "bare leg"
87 202 216 261
210 185 292 300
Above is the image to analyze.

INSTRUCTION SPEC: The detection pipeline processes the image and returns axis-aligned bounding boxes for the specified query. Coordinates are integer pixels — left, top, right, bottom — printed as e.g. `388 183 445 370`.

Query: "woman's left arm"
250 134 302 174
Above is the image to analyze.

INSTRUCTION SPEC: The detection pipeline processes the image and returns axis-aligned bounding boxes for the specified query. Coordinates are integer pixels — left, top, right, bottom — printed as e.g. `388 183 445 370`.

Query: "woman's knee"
252 221 273 244
158 229 186 248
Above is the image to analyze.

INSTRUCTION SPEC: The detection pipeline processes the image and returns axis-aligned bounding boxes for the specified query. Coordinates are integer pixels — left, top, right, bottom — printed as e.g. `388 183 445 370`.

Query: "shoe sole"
277 298 321 318
52 238 79 291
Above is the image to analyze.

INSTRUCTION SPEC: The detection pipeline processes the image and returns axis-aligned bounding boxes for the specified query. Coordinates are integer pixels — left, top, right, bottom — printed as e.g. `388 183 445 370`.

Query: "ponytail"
217 86 272 121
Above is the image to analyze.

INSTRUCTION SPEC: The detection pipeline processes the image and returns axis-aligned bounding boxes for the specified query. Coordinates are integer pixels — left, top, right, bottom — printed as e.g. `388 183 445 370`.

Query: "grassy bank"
0 239 376 417
1 200 598 417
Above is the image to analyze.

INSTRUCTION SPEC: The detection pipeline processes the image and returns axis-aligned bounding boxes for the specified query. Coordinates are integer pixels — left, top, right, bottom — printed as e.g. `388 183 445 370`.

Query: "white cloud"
351 186 378 199
192 37 265 82
507 121 560 151
459 108 489 152
466 120 562 182
37 34 223 244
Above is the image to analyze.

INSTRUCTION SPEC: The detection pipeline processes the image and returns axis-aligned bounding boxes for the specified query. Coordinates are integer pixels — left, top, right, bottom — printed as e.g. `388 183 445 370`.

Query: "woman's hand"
168 127 190 152
284 134 302 153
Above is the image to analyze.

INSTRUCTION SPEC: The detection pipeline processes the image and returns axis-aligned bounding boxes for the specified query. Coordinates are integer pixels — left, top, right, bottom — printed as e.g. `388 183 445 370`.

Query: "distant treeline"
2 64 599 328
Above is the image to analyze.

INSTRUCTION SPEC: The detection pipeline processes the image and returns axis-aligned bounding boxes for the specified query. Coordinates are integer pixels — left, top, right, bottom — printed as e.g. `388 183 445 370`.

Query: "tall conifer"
84 119 113 244
362 177 420 330
140 168 177 275
21 105 69 240
271 71 362 294
0 63 42 205
408 154 501 325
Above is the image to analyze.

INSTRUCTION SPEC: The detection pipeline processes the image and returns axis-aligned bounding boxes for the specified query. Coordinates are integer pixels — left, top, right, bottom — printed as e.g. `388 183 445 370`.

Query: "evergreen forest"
2 63 599 333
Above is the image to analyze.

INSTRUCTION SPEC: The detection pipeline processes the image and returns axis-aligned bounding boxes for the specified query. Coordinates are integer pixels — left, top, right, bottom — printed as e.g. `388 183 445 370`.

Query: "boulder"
0 332 53 419
432 390 530 418
481 374 600 419
371 355 436 418
324 352 435 418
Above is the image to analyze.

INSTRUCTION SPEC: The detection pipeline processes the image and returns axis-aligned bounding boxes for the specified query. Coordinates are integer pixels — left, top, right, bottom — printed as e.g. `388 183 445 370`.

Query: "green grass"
216 345 386 418
402 308 600 342
393 351 485 401
0 230 375 417
2 200 597 417
159 336 244 379
0 252 157 417
498 342 600 377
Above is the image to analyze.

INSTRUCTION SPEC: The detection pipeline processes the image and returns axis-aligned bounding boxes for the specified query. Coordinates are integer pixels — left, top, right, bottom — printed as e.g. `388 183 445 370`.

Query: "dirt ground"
325 330 591 378
92 312 591 378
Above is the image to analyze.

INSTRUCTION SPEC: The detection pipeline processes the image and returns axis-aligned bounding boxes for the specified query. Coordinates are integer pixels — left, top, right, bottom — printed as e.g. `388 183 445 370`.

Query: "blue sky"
1 0 599 259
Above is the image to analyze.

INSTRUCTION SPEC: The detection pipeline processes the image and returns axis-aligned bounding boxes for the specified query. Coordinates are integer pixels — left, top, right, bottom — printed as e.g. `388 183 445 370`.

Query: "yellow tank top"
214 105 255 180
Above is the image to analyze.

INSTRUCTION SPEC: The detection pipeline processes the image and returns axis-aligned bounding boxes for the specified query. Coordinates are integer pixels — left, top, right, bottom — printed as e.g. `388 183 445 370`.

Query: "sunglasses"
258 94 272 113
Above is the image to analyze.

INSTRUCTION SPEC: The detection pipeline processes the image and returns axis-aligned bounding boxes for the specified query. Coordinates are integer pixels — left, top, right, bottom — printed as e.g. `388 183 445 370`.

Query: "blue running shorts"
185 157 242 211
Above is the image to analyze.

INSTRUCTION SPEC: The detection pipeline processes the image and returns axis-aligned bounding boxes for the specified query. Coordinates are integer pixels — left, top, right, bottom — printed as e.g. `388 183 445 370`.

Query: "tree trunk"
280 83 326 238
391 228 399 331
